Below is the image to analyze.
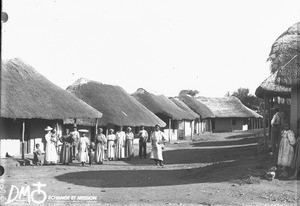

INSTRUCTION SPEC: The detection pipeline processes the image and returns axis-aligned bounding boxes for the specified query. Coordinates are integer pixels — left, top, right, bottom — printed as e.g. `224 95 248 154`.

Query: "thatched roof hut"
66 79 166 127
255 72 291 98
196 96 262 118
169 97 199 119
132 88 195 121
178 94 215 119
1 59 103 120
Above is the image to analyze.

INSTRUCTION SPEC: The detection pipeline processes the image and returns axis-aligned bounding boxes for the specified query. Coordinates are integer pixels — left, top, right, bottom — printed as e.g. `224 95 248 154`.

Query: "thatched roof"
178 94 215 119
267 22 300 87
1 58 103 120
197 96 262 118
169 97 199 119
132 88 195 121
255 72 291 98
268 22 300 74
274 54 299 87
66 79 166 127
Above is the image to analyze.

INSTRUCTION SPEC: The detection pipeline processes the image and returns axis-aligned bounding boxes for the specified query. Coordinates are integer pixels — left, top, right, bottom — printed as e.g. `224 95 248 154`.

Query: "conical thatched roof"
268 22 300 73
267 22 300 87
255 72 291 98
1 59 103 120
169 97 199 119
132 88 195 121
178 94 214 119
66 79 166 127
197 96 262 118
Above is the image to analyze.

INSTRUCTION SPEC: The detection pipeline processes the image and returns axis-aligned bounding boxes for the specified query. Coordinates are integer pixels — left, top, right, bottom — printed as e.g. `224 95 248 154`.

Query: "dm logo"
5 182 47 204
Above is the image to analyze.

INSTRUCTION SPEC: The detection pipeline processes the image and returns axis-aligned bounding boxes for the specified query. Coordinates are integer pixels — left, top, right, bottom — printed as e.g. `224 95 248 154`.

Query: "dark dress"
291 138 300 171
60 134 73 164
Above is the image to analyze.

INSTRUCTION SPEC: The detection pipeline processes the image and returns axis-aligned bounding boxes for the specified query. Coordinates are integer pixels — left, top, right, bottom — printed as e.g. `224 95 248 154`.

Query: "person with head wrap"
125 127 134 160
95 128 107 164
107 129 116 161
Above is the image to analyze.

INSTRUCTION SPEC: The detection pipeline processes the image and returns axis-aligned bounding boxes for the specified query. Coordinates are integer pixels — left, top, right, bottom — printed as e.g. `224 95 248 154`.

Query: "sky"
2 0 300 97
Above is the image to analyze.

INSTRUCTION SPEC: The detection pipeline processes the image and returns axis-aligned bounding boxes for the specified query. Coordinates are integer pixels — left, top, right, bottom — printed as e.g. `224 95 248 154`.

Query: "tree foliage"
179 89 199 97
229 88 263 111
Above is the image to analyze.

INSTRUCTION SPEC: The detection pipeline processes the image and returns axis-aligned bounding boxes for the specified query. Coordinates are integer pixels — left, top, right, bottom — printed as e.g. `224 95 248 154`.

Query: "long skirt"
291 140 300 170
95 144 105 163
277 137 294 167
125 139 134 158
107 141 115 159
115 141 125 159
150 145 163 161
60 143 72 164
78 149 88 163
45 142 58 163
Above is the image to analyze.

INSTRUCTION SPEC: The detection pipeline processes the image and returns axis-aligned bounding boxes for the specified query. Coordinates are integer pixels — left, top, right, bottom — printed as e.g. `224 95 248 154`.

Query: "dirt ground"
1 129 299 206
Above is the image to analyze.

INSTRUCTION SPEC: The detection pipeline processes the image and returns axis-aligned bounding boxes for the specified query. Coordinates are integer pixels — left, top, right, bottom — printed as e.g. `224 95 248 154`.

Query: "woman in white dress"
45 126 58 164
77 130 90 166
115 126 126 160
150 124 166 166
107 129 116 161
277 123 296 177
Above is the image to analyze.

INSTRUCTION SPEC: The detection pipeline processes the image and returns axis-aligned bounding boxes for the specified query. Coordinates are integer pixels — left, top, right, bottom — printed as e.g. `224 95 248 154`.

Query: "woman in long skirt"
150 124 166 166
277 123 296 177
115 126 125 160
107 129 116 161
125 127 134 160
45 126 58 164
77 130 90 166
60 128 73 164
95 128 107 164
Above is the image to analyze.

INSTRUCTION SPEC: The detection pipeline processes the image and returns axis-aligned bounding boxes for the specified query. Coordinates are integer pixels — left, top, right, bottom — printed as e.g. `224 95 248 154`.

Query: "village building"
196 96 262 132
169 97 199 140
0 59 103 158
178 94 215 133
256 22 299 139
132 88 196 141
66 78 166 142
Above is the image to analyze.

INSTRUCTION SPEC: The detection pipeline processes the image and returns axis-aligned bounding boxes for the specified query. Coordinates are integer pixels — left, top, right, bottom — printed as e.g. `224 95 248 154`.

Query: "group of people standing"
34 124 167 167
270 105 300 179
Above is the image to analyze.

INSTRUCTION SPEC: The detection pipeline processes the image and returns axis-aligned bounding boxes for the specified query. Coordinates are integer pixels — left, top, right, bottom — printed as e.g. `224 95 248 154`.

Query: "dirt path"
1 129 299 206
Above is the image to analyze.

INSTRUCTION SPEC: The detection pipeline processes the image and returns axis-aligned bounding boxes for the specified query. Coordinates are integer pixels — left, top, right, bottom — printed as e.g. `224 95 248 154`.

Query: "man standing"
138 126 148 159
271 105 282 156
71 125 80 160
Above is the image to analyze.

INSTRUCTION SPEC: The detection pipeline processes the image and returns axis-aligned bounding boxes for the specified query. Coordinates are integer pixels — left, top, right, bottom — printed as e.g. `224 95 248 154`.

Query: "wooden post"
95 119 98 135
191 121 193 141
263 94 267 141
169 118 171 142
268 98 273 139
198 118 200 134
290 86 300 137
22 121 25 161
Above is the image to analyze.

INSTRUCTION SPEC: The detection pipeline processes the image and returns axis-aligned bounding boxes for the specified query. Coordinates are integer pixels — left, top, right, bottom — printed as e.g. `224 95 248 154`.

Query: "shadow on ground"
190 136 260 147
55 144 274 188
55 160 244 188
